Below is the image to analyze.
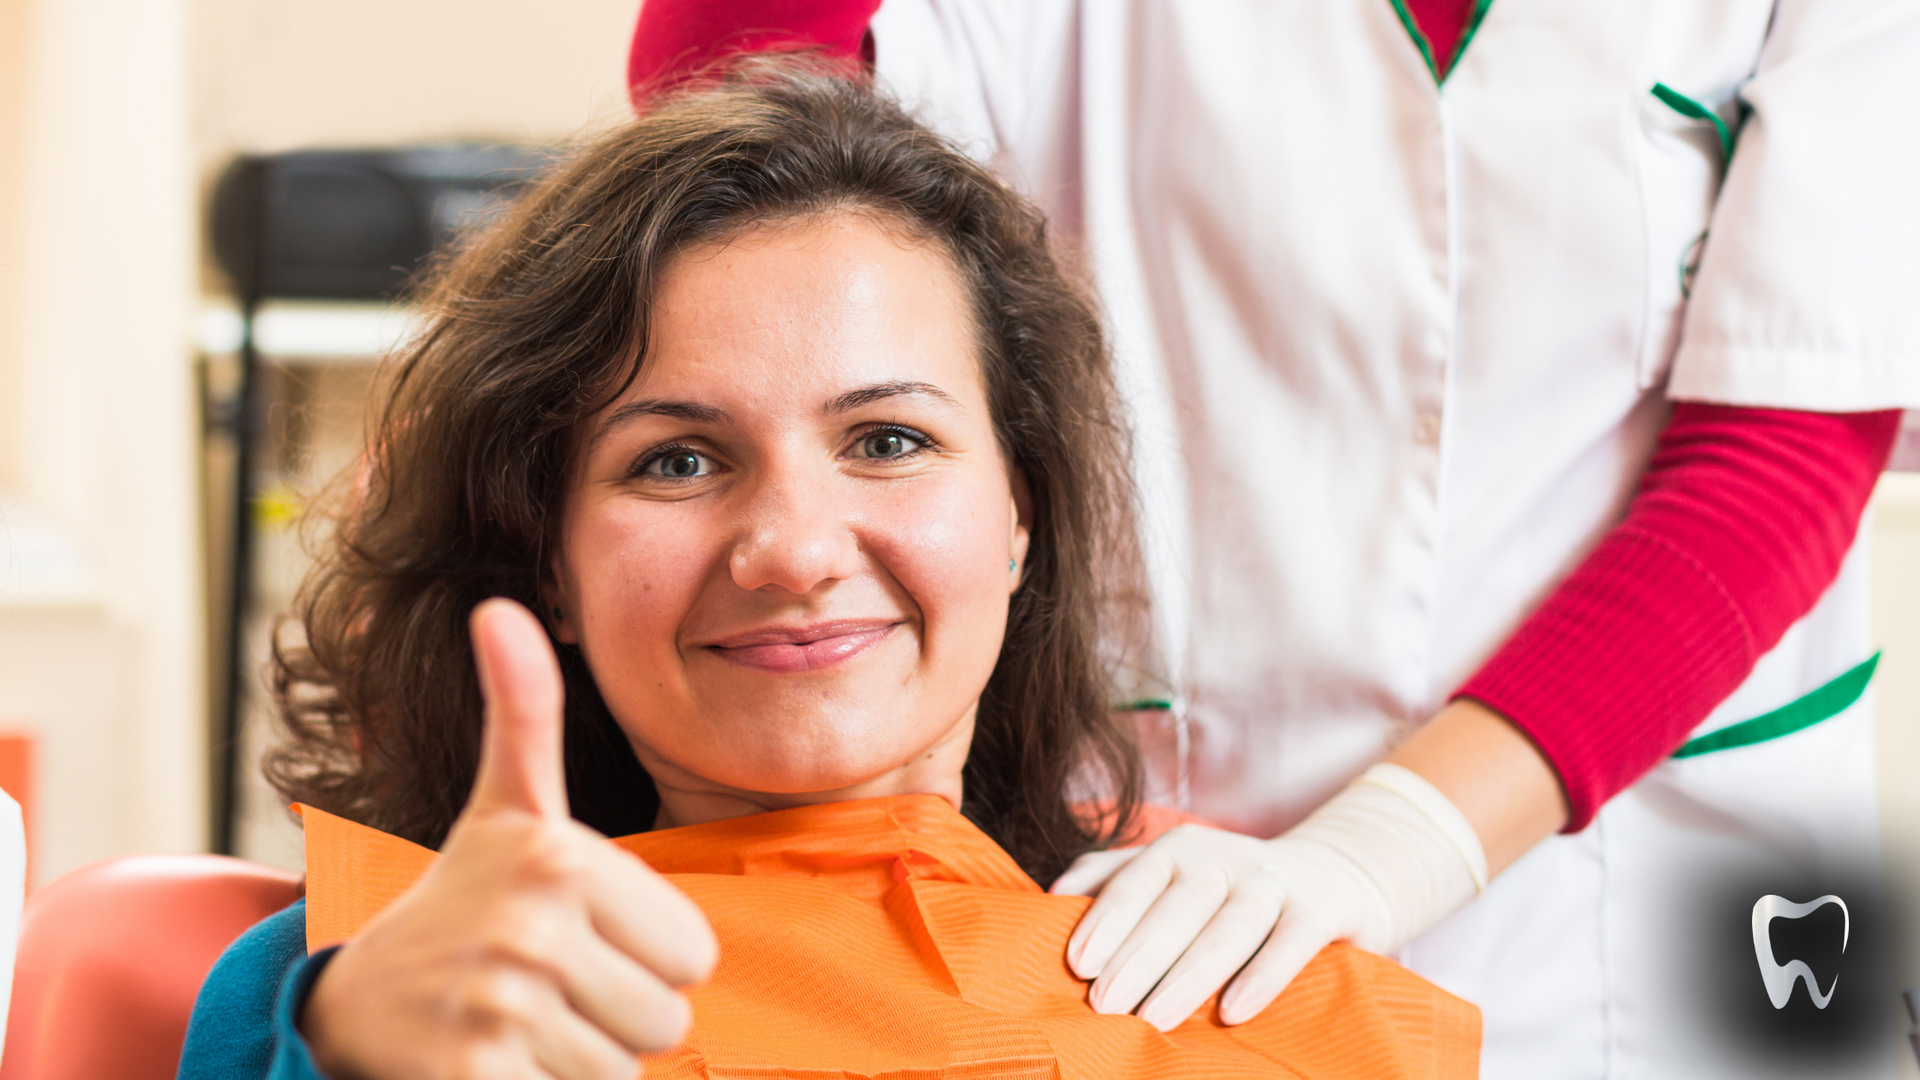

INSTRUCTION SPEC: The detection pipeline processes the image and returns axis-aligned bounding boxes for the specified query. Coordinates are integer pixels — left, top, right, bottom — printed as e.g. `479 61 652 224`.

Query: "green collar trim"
1121 656 1875 763
1451 0 1496 79
1387 0 1442 83
1672 653 1879 759
1389 0 1496 85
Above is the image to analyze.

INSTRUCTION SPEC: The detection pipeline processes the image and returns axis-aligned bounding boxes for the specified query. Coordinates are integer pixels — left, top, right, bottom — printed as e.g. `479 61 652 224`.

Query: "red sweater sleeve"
627 0 881 106
1458 404 1901 830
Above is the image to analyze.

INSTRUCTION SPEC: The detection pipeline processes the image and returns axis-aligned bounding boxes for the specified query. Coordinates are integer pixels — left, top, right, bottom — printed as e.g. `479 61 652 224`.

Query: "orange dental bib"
302 795 1478 1079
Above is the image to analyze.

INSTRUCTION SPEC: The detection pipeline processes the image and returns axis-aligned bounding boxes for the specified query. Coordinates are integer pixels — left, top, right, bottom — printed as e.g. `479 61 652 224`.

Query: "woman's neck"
643 712 975 830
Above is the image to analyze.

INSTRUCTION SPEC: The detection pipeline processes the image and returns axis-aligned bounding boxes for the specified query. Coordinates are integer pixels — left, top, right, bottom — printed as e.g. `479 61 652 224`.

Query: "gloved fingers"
1065 848 1175 978
1133 878 1287 1031
1086 866 1233 1016
1216 908 1338 1025
1050 846 1141 898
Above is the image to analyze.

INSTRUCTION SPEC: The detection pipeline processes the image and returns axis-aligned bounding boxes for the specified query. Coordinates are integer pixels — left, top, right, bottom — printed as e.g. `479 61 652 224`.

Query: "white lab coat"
867 1 1920 1076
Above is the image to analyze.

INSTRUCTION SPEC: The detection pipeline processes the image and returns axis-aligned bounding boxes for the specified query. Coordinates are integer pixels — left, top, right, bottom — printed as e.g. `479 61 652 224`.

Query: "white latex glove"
1051 763 1488 1031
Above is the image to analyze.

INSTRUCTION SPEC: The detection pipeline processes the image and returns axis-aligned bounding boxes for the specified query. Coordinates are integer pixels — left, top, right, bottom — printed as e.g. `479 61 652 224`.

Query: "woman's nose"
727 466 862 594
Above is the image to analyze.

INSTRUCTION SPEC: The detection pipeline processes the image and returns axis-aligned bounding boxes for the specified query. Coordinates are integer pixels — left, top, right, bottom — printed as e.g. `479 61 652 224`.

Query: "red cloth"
623 3 1903 830
627 0 879 106
1404 0 1477 76
1461 405 1901 828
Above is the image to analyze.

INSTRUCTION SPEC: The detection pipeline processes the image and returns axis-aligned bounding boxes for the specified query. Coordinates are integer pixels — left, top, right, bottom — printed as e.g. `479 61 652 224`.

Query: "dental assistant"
628 2 1920 1076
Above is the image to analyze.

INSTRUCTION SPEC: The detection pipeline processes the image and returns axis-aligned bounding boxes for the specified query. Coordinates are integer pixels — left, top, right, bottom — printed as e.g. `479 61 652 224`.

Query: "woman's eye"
641 449 716 480
852 428 926 460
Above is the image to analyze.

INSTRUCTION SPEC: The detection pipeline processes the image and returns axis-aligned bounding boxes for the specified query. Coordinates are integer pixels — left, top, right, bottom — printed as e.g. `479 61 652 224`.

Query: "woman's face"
550 213 1029 827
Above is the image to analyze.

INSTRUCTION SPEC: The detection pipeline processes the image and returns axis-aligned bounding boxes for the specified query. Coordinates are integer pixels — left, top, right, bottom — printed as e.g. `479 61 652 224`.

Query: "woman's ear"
542 561 580 645
1009 468 1033 590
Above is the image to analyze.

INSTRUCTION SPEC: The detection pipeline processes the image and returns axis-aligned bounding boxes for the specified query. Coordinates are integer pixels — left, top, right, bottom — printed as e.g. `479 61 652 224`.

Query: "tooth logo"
1751 894 1848 1009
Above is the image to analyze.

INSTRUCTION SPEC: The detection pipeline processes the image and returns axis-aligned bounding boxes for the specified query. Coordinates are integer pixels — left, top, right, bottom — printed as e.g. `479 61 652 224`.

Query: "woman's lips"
703 621 900 674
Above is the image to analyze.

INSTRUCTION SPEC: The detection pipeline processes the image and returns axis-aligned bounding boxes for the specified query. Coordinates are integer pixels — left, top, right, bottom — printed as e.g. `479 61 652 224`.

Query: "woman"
180 65 1478 1080
627 5 1914 1076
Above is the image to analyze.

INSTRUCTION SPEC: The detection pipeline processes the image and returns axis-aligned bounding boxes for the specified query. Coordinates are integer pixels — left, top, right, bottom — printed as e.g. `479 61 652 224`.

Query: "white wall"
0 0 204 884
191 0 639 156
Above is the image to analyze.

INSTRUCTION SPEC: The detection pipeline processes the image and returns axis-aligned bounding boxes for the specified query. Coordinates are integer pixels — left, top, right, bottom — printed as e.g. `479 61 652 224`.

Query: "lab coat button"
1413 414 1441 446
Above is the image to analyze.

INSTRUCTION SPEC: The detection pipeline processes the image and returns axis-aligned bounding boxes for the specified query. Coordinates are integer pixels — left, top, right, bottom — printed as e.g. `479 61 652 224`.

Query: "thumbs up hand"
303 599 718 1080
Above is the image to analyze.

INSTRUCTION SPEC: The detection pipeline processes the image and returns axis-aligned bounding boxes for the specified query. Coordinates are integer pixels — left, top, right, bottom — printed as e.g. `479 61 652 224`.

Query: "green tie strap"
1651 82 1736 160
1672 653 1880 759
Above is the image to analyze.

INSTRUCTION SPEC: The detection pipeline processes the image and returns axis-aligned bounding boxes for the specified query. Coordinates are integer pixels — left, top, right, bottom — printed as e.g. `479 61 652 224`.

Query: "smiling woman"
551 215 1030 827
180 58 1481 1080
264 58 1144 881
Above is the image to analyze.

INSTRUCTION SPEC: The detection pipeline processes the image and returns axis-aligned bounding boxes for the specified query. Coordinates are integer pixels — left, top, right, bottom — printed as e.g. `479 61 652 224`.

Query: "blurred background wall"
0 0 639 887
1 0 203 887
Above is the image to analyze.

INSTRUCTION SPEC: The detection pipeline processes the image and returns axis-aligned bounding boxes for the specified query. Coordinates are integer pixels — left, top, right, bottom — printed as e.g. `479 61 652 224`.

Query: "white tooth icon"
1751 894 1849 1010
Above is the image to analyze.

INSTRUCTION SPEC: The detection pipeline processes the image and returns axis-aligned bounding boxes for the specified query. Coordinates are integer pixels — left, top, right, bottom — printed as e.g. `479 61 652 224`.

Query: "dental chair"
0 855 301 1080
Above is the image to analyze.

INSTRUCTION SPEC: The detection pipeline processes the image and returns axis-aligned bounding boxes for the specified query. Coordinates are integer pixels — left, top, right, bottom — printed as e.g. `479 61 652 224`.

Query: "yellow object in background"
250 483 303 533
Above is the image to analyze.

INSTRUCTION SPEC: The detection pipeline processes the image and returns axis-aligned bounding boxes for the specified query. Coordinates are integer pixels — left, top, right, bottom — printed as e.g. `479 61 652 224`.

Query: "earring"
550 605 563 620
1009 559 1017 572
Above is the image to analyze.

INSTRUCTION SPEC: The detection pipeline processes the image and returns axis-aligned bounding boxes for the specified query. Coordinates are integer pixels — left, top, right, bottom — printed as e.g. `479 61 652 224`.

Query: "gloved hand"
1050 763 1488 1031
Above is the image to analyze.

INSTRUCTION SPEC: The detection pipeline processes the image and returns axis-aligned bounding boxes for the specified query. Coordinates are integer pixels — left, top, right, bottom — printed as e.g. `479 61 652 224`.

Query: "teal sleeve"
178 899 341 1080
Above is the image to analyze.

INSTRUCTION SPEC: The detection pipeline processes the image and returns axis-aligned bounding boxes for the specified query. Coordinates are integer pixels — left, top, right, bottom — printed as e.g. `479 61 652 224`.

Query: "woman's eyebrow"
591 399 730 449
824 380 961 414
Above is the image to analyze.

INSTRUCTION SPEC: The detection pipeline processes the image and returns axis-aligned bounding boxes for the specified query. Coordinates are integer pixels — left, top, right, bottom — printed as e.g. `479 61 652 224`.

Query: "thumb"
467 597 570 820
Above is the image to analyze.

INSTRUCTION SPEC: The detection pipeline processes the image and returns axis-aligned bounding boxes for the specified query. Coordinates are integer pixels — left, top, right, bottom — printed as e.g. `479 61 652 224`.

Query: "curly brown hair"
267 60 1146 885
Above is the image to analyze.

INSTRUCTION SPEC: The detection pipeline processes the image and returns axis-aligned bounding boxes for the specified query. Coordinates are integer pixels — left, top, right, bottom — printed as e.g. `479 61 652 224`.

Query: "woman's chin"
638 722 963 807
613 691 977 812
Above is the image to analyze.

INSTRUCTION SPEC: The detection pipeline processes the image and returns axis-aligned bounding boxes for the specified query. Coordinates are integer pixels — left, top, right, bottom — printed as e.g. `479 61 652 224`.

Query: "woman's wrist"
298 946 370 1080
278 947 347 1080
1386 698 1569 876
1271 763 1487 953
